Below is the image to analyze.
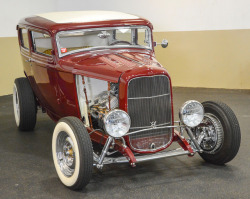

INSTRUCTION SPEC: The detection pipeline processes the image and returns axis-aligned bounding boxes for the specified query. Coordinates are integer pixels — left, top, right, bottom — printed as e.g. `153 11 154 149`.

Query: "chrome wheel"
13 84 20 126
52 117 93 189
56 132 75 177
194 113 224 154
198 101 241 165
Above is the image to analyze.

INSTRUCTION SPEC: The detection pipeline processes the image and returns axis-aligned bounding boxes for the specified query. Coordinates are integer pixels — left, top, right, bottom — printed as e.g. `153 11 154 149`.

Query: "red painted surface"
174 130 194 154
119 146 137 165
17 14 184 159
59 49 156 82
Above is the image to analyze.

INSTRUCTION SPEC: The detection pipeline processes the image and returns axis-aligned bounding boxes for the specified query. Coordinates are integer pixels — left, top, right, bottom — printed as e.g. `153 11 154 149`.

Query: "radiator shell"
127 75 173 152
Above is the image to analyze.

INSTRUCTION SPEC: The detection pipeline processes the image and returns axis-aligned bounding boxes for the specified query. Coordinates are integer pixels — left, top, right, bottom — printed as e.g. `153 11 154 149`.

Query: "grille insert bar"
128 93 170 100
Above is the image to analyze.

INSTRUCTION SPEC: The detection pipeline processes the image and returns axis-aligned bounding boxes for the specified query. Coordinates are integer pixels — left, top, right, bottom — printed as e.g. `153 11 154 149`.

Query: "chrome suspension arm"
96 136 113 169
185 127 203 153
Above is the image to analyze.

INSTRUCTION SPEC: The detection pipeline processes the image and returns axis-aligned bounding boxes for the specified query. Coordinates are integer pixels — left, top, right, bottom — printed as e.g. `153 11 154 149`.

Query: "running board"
98 148 191 165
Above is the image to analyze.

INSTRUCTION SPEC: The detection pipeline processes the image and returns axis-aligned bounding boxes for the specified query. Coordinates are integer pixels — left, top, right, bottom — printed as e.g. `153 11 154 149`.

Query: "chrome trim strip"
130 122 171 130
127 125 181 135
20 52 30 59
128 93 170 100
98 148 190 165
136 148 190 163
115 53 145 66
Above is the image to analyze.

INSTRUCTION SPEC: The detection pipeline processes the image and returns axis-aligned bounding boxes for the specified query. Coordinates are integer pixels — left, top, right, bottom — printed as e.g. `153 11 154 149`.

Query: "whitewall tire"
13 78 37 131
52 117 93 190
13 84 20 126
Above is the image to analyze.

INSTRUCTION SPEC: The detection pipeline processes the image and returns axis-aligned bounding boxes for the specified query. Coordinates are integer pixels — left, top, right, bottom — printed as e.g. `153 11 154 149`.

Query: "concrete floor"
0 87 249 199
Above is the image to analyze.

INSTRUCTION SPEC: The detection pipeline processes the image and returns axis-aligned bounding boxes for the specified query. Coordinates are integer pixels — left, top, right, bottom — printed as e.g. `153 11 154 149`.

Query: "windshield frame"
56 25 152 58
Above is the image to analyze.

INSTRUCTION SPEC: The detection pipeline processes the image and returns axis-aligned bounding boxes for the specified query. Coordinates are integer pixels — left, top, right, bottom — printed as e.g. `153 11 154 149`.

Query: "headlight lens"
103 109 131 137
179 100 204 127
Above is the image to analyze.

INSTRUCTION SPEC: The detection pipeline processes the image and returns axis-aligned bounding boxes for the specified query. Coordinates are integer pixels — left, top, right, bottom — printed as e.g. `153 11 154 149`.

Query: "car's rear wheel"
52 117 93 190
13 77 37 131
193 101 241 165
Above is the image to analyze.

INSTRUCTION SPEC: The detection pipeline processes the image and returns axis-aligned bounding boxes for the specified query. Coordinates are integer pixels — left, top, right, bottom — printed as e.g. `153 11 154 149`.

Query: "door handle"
25 58 32 62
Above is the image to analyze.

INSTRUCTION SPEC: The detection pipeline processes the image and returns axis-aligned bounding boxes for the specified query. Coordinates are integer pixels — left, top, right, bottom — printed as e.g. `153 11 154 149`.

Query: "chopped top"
18 11 152 34
37 11 139 24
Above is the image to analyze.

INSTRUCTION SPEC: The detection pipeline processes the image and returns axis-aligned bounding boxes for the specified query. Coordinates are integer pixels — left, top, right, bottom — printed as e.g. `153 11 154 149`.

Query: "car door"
29 29 60 117
18 28 33 83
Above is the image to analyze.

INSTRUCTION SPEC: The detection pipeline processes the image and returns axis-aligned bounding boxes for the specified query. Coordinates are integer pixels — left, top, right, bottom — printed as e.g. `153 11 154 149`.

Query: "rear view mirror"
161 39 168 48
153 39 168 48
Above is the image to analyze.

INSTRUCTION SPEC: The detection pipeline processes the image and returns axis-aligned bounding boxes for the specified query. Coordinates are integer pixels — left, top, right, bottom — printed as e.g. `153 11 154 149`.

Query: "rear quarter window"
20 29 29 49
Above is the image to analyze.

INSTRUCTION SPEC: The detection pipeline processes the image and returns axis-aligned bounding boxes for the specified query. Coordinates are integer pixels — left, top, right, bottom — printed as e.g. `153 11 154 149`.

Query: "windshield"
56 26 152 57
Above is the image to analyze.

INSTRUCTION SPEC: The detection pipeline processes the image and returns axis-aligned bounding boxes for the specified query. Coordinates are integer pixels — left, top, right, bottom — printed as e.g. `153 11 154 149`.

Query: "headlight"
179 100 204 127
103 109 131 137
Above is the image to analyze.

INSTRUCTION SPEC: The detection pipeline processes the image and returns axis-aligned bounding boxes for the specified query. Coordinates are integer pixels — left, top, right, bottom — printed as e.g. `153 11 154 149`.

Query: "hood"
59 50 168 83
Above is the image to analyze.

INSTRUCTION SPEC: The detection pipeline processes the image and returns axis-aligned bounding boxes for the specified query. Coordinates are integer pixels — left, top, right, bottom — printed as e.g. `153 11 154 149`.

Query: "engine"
75 75 119 129
90 83 119 128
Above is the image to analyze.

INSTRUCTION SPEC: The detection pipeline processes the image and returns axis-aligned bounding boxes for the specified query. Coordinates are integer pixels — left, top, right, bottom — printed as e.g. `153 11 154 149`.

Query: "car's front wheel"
193 101 241 165
52 117 93 190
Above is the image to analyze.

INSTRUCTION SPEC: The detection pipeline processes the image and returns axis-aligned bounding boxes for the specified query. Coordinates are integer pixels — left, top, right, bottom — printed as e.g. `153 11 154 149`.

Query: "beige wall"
0 29 250 96
154 29 250 89
0 37 24 96
56 0 250 32
1 1 250 96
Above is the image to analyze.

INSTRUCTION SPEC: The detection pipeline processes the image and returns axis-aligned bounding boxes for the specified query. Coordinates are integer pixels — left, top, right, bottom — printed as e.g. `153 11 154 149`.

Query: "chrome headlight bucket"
179 100 204 127
103 109 131 137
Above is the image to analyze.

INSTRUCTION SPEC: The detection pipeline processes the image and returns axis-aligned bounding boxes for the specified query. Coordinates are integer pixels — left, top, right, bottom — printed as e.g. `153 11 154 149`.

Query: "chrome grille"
127 75 172 151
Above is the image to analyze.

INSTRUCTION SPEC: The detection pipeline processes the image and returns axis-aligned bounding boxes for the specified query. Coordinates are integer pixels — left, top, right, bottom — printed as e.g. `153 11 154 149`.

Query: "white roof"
37 11 139 24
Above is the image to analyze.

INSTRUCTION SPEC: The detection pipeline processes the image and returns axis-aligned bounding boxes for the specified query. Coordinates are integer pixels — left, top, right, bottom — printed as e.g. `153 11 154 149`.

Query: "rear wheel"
52 117 93 190
13 78 37 131
193 101 241 165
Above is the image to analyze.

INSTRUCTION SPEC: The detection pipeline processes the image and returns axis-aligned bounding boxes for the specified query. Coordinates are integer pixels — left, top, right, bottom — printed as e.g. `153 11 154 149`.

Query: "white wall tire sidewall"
52 122 80 187
13 83 20 127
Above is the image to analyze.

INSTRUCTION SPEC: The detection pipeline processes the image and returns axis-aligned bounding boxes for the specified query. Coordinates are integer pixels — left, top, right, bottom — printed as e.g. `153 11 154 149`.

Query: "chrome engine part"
90 92 118 119
90 82 118 119
90 85 118 129
75 75 118 128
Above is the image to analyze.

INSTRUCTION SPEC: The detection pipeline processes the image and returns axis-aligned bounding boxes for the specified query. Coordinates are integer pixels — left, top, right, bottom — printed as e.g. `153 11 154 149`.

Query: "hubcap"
194 113 224 154
56 132 75 177
13 84 20 126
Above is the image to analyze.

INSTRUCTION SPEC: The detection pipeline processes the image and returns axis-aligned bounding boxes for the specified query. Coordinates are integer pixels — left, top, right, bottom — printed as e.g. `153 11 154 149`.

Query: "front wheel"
52 117 93 190
193 101 241 165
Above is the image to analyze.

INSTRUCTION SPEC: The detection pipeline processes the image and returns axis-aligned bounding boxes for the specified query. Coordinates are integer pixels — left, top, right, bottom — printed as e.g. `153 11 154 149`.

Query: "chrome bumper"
94 148 191 166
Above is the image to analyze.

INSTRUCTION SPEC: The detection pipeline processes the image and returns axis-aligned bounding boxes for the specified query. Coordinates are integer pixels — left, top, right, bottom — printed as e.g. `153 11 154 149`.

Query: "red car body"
15 11 241 190
17 12 192 164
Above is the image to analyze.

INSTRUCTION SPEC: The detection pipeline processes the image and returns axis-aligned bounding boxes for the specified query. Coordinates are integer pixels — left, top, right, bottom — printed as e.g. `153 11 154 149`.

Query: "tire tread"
199 101 241 165
14 78 37 131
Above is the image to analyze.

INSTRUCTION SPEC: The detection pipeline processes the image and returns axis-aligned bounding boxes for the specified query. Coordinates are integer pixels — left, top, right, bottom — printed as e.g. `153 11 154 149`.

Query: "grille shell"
127 75 173 152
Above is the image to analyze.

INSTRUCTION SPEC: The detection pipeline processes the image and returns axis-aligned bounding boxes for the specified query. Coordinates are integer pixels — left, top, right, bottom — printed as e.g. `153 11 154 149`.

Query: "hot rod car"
14 11 241 190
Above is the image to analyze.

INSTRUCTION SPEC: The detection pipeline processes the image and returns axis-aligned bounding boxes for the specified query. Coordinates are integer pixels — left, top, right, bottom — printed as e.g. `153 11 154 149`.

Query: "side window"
20 29 29 49
31 31 52 56
137 28 150 47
